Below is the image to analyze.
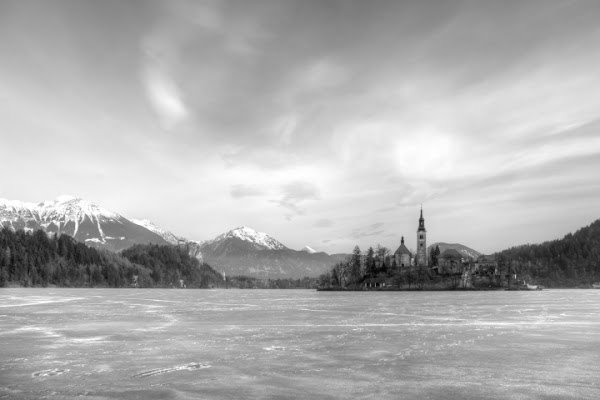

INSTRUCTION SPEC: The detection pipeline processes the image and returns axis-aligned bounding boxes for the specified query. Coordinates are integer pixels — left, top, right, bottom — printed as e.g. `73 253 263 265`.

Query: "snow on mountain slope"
131 219 180 245
0 198 39 226
207 226 287 250
0 196 170 251
301 246 317 254
36 196 123 238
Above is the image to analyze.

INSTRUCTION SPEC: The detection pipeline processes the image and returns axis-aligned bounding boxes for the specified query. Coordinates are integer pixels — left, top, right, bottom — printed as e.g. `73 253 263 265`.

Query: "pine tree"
365 247 375 277
431 245 441 266
349 246 362 285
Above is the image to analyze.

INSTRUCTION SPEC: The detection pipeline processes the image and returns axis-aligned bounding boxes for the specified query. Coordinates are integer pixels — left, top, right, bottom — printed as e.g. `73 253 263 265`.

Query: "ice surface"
0 289 599 399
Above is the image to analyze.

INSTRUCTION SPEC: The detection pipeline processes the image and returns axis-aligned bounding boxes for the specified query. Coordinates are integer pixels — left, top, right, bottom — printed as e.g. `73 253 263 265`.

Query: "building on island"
391 207 427 270
364 277 387 288
437 248 464 275
360 207 526 289
394 236 412 269
474 254 498 275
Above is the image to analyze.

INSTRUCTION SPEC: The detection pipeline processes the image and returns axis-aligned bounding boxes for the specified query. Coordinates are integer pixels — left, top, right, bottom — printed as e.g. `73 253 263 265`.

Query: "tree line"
318 245 441 289
0 227 222 288
224 275 318 289
496 218 600 287
318 244 426 289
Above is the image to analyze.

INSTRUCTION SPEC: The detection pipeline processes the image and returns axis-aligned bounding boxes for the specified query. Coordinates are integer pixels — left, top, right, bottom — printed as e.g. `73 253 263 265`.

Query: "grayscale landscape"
2 1 600 399
1 289 599 399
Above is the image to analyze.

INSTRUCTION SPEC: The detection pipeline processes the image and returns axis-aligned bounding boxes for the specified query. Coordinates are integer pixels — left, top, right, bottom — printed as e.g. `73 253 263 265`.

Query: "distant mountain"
1 198 339 278
0 196 170 252
428 242 482 260
130 219 204 261
330 253 352 263
199 227 336 279
301 245 317 254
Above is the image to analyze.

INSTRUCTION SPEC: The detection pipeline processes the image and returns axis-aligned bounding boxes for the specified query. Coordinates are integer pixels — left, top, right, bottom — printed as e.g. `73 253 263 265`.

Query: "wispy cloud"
142 63 188 130
350 222 385 240
273 181 321 220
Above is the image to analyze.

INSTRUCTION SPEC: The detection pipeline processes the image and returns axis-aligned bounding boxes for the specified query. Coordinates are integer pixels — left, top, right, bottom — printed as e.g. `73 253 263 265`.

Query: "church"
393 207 428 268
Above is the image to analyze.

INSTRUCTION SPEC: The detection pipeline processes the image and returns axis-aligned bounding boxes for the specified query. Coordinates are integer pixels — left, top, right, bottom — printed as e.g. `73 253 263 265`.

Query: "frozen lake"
1 289 599 399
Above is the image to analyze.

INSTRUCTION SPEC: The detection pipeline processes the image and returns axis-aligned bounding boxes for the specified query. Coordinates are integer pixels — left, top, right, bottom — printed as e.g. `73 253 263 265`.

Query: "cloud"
273 181 321 220
169 0 224 33
350 222 385 240
315 218 334 228
230 184 264 199
6 0 600 256
142 62 188 130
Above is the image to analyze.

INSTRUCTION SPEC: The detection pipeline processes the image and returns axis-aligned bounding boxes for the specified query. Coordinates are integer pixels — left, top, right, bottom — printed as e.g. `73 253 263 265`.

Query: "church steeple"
418 205 426 232
416 205 427 266
401 236 405 245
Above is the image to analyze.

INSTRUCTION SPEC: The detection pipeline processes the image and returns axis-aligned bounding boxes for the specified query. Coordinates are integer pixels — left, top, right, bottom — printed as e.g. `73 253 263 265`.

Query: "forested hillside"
122 244 221 288
497 219 600 287
0 227 221 288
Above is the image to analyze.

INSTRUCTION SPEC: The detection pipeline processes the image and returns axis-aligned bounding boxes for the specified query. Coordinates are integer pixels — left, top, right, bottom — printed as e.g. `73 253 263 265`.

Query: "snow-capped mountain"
199 227 334 278
301 245 317 254
1 197 336 278
0 199 39 225
0 196 170 251
206 226 286 250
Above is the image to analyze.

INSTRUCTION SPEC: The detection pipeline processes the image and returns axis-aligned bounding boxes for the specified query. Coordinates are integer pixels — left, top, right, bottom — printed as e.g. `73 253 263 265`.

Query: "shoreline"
316 287 546 292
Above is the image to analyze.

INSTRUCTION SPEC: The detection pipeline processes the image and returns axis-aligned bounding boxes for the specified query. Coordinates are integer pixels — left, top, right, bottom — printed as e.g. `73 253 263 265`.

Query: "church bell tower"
416 206 427 266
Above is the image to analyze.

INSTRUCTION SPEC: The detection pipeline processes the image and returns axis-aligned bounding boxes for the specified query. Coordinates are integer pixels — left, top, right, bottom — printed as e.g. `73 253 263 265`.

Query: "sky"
1 0 600 255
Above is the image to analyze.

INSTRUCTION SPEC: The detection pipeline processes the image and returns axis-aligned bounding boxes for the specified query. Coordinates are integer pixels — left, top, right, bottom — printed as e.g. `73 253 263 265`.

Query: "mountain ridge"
0 196 170 252
1 196 349 278
204 226 287 251
198 227 335 278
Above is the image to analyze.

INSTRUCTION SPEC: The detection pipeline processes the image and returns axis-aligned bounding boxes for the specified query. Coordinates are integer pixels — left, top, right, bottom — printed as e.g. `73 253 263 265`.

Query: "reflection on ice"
32 368 69 377
132 362 211 378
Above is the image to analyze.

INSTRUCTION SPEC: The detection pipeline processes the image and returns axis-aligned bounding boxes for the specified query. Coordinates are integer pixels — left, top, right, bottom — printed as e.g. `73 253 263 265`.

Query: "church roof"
439 249 463 259
394 243 411 256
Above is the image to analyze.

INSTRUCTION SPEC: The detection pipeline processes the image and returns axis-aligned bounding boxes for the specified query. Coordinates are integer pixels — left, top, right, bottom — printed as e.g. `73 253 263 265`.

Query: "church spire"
416 205 428 266
401 236 404 245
